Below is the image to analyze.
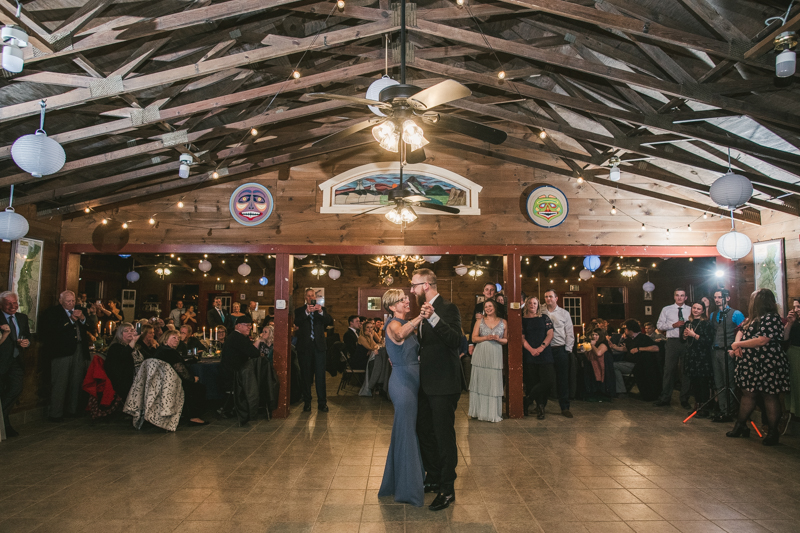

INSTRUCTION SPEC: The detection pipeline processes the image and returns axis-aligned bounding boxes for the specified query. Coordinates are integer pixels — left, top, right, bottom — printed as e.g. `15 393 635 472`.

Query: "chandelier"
621 268 638 279
368 254 426 284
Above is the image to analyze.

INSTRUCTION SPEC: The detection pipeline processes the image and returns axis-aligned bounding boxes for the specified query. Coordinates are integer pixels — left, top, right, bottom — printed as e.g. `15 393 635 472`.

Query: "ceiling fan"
304 0 507 165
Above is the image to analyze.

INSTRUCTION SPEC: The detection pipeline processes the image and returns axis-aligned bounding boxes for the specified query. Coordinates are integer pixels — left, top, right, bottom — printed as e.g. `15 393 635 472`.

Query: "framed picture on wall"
645 306 652 316
753 239 786 314
9 238 44 333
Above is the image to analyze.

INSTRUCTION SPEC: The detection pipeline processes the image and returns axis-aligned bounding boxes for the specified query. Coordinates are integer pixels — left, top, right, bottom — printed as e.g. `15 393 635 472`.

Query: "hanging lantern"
198 260 212 272
454 263 468 276
0 207 28 242
583 255 601 272
126 271 140 283
495 283 502 292
642 281 655 292
366 76 399 117
294 255 307 260
539 256 554 261
237 262 251 276
709 172 752 209
11 100 66 178
716 230 752 261
579 269 592 281
259 276 269 286
423 255 441 263
328 268 341 280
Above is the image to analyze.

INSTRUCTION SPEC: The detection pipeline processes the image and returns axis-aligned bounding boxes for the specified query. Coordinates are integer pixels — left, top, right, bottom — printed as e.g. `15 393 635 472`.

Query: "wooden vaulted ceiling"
0 0 799 224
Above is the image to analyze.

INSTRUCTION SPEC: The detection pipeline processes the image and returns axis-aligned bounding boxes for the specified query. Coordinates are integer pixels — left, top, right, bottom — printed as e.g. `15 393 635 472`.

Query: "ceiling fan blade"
423 113 507 145
408 80 471 111
304 92 392 109
406 147 426 164
416 202 460 214
312 118 383 147
353 204 388 218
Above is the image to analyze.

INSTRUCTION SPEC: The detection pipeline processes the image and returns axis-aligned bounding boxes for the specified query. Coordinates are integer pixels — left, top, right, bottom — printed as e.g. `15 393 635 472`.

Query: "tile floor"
1 378 800 533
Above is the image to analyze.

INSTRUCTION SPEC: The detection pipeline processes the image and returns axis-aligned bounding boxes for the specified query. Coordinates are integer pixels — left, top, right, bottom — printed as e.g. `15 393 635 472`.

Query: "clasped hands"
419 302 434 320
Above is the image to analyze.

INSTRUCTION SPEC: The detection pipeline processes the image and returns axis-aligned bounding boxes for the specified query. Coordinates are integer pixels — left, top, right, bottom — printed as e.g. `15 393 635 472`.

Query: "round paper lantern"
126 271 140 283
328 268 341 280
366 76 399 116
716 230 752 261
642 281 655 292
237 263 251 276
539 256 554 261
579 269 592 281
423 255 441 263
495 283 503 292
454 264 468 276
583 255 601 272
0 207 29 242
294 255 307 260
11 131 66 178
259 276 269 286
709 172 752 209
198 260 212 272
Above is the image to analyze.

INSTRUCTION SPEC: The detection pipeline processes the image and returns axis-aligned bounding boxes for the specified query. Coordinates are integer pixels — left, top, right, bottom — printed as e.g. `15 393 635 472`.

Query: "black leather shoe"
423 483 440 494
653 400 670 407
318 404 329 413
726 421 750 438
303 402 311 412
429 492 455 511
762 429 780 446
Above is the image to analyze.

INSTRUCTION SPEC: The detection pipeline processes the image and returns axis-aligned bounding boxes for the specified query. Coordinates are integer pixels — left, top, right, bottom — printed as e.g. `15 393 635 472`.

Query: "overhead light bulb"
212 171 219 179
609 166 620 181
373 121 400 152
610 206 617 215
577 176 584 184
399 205 417 223
687 224 692 231
538 130 547 139
497 70 506 80
641 223 646 231
468 269 476 277
401 120 428 152
177 201 184 208
703 212 708 219
337 0 345 10
311 268 318 275
156 268 163 275
319 268 326 276
1 25 28 73
178 153 192 179
149 218 155 225
456 0 465 6
101 218 108 224
292 70 301 79
476 269 483 276
385 206 402 224
121 222 128 229
774 31 797 78
164 268 171 275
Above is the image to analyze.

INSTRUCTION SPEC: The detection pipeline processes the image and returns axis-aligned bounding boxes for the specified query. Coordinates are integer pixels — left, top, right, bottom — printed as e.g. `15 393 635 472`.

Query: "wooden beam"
744 11 800 60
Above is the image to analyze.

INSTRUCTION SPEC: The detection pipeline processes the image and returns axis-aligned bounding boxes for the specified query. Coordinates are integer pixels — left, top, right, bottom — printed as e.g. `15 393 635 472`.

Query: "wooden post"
504 252 523 419
273 253 294 418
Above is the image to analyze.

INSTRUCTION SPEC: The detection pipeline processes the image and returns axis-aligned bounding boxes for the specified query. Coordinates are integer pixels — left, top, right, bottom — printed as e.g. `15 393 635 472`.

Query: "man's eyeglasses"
410 282 426 289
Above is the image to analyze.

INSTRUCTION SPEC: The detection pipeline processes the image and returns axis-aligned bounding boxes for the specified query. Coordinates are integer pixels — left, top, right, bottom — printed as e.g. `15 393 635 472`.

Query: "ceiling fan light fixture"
401 119 428 151
385 206 402 224
399 205 417 223
373 121 400 152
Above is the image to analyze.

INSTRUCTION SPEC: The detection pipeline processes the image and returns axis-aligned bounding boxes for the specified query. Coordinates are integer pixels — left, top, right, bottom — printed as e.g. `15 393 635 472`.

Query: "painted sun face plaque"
229 183 273 226
526 185 568 228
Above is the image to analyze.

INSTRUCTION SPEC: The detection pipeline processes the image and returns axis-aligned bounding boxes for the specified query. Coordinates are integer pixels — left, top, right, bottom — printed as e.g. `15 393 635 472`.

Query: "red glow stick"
751 421 762 437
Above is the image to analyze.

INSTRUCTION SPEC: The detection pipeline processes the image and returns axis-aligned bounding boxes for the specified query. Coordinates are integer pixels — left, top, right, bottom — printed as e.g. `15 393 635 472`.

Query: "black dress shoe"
429 492 455 511
423 483 440 494
318 404 329 413
303 402 311 412
47 416 64 423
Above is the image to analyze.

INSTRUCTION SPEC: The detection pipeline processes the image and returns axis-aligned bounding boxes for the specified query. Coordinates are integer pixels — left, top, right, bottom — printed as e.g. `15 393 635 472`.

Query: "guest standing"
469 300 507 422
542 289 575 418
727 289 790 445
40 290 90 422
470 283 506 340
521 296 554 420
104 323 142 402
226 302 246 332
709 289 745 422
169 300 185 325
294 288 333 412
207 297 227 329
784 298 800 426
182 305 197 326
378 289 425 507
655 288 691 408
683 302 714 418
0 292 31 437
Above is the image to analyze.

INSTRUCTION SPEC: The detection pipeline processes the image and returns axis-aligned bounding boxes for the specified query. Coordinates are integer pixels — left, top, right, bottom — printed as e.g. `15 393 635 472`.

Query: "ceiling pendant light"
1 24 28 73
0 185 29 242
372 121 400 152
716 214 751 261
11 100 66 178
178 154 193 178
774 31 797 77
401 119 428 152
608 156 621 181
237 262 251 276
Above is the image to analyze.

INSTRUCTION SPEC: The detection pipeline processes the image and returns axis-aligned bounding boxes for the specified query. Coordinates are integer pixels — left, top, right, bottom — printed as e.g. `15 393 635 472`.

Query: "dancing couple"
378 268 463 510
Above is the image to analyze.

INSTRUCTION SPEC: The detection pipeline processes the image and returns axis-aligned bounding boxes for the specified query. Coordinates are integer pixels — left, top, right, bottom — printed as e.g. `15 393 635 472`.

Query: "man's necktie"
678 307 684 321
8 315 18 357
219 309 224 322
70 310 81 341
309 312 315 340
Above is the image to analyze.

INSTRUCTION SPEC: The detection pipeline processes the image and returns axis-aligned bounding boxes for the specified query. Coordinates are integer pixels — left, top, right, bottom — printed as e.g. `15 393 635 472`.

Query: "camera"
310 299 317 306
135 322 141 334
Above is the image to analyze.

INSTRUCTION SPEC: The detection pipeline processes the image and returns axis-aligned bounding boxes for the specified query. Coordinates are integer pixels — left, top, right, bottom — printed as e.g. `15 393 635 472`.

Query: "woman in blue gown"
378 289 426 507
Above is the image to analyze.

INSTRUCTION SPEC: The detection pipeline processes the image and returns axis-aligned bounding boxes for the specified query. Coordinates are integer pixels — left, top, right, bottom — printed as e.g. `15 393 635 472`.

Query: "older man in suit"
294 288 333 412
207 297 227 330
40 290 89 422
0 291 31 437
410 268 463 511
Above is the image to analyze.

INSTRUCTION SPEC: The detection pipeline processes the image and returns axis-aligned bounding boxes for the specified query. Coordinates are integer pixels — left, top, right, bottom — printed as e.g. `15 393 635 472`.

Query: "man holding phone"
294 288 333 412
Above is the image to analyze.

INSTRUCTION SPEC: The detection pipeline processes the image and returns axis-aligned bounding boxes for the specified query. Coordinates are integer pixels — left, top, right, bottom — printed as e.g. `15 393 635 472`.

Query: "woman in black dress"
521 296 554 420
153 330 208 425
104 322 142 401
683 301 714 418
727 289 790 445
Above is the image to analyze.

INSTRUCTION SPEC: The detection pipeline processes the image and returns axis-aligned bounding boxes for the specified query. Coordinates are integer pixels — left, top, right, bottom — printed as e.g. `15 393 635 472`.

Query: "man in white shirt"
169 300 185 325
655 288 691 408
542 289 575 418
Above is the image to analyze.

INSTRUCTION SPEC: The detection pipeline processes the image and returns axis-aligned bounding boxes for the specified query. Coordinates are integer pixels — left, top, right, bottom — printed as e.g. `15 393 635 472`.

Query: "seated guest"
153 330 208 425
644 322 666 342
354 320 379 370
583 328 609 400
620 319 661 401
259 325 275 361
104 322 142 403
373 319 384 344
135 324 159 359
85 304 99 341
182 305 197 325
214 325 227 344
221 315 266 425
343 315 361 357
178 325 205 359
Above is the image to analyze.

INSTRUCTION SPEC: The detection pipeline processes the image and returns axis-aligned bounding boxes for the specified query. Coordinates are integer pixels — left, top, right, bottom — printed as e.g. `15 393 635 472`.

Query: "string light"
177 200 184 208
610 205 617 215
538 130 547 139
212 171 220 179
687 224 692 231
101 218 108 224
497 70 506 80
577 176 584 184
641 223 646 231
292 70 301 79
337 0 345 10
121 222 128 229
149 218 155 225
84 207 90 213
703 212 708 219
456 0 465 6
250 128 258 136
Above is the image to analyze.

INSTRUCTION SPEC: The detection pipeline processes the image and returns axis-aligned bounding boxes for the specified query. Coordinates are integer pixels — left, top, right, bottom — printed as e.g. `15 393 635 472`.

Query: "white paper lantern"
579 269 592 281
198 260 212 272
366 76 399 117
126 271 140 283
423 255 441 263
539 256 554 261
259 276 269 286
583 255 601 272
237 263 251 276
328 268 341 280
0 207 28 241
717 230 752 261
11 131 66 177
495 283 502 292
454 263 468 276
642 281 655 292
709 172 752 209
294 255 307 260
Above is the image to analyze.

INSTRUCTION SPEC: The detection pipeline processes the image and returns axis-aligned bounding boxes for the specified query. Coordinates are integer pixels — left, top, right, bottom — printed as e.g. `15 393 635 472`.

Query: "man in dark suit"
207 297 227 329
294 288 333 412
411 268 463 511
343 315 361 357
0 291 31 437
40 290 90 422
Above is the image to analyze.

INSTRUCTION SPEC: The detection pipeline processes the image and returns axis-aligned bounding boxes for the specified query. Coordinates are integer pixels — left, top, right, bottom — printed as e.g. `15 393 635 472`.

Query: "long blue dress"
378 317 425 507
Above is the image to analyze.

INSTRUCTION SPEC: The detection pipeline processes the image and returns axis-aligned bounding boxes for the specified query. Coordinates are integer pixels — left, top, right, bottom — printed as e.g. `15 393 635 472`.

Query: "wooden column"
504 252 523 419
273 253 294 418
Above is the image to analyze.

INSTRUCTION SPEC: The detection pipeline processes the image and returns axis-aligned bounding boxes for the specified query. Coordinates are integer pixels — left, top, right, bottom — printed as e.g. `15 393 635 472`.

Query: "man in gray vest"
709 289 744 423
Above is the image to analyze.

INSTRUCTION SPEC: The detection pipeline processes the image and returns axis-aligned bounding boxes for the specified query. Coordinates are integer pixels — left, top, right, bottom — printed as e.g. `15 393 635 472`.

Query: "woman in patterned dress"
683 301 714 418
726 289 791 445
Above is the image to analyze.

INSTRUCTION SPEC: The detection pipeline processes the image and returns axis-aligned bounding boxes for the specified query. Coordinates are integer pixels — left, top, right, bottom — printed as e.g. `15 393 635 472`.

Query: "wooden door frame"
60 244 722 418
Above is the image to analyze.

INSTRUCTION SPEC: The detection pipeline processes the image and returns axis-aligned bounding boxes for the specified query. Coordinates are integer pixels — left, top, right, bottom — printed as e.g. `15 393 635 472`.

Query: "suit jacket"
0 312 30 374
419 295 463 396
294 305 333 353
343 328 359 357
207 307 227 329
40 304 90 360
